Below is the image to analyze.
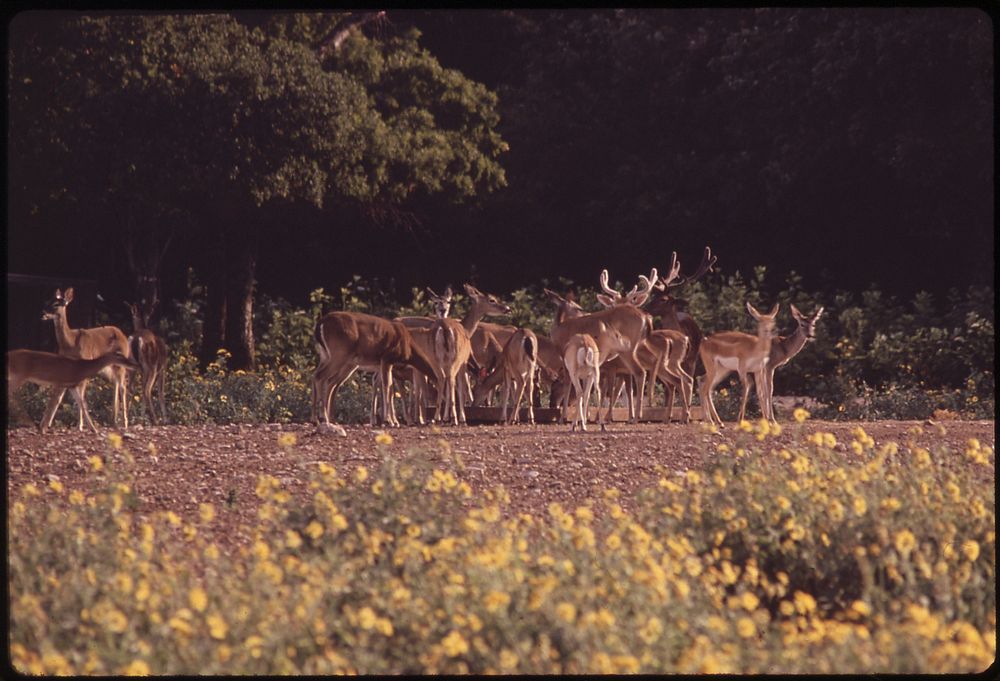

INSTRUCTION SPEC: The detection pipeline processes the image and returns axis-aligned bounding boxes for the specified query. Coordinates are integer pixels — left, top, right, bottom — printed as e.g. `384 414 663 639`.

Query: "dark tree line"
8 9 992 370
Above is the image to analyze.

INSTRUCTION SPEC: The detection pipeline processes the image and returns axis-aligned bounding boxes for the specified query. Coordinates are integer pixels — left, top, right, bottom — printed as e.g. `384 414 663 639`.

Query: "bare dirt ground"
7 419 994 553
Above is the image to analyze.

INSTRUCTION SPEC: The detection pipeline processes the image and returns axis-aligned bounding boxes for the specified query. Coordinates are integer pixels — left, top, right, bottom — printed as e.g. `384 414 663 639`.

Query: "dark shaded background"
7 8 994 309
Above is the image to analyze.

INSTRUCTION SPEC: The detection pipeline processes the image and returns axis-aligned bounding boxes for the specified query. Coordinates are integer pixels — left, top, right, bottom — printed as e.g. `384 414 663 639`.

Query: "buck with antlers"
647 247 717 379
749 304 825 422
125 302 169 425
42 288 132 429
312 311 439 428
699 302 780 427
8 349 139 433
545 285 651 423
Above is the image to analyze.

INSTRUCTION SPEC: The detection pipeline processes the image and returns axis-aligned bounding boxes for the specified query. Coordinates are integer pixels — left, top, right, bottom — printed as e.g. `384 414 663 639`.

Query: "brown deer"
42 288 132 429
561 333 602 432
8 349 139 433
750 304 825 422
498 328 540 424
125 302 168 425
647 247 717 379
699 302 780 427
312 312 439 428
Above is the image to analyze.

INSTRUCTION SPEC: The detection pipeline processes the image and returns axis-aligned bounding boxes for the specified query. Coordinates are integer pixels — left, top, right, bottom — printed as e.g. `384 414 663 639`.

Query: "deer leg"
120 366 129 430
737 370 753 423
157 363 168 424
512 374 528 425
40 388 68 432
662 376 676 423
69 386 99 433
525 366 535 425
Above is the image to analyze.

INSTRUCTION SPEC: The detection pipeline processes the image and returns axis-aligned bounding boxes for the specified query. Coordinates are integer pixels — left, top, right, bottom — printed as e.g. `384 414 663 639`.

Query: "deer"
8 349 139 433
561 333 602 432
600 329 693 423
748 304 825 422
472 332 562 408
590 267 666 420
699 302 780 427
125 301 168 425
498 328 540 424
42 288 132 429
594 268 695 422
396 284 510 420
647 247 717 380
431 315 475 425
543 287 650 423
312 311 439 428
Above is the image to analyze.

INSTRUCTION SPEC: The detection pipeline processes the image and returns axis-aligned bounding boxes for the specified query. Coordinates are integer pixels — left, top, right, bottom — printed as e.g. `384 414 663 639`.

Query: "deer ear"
746 302 760 319
444 286 453 299
813 306 825 321
463 283 481 297
769 303 780 317
595 294 615 308
790 304 803 320
629 291 651 307
64 288 75 303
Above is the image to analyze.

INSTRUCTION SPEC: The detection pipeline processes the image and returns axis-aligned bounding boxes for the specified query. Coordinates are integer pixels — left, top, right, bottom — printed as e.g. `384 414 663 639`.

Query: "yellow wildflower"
48 479 64 493
441 630 469 657
639 616 663 644
277 432 297 447
556 602 577 623
122 659 150 676
199 503 215 524
358 607 377 630
305 521 324 540
483 591 511 613
207 613 228 640
88 455 104 471
736 617 757 639
354 465 369 483
375 431 394 446
793 407 810 422
107 432 123 450
961 540 980 562
189 587 208 613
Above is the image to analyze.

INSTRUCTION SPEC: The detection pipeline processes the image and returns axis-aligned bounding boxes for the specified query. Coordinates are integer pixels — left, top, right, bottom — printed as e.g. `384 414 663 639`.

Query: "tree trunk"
199 229 228 370
223 234 257 371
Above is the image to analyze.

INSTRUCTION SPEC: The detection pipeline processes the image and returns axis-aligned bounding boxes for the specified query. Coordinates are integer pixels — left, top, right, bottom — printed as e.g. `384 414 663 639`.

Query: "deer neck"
770 326 808 368
460 302 488 336
51 310 82 353
754 327 774 362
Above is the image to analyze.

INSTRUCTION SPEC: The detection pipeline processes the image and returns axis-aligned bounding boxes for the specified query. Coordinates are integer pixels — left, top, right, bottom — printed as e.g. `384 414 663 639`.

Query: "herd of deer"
312 247 824 433
6 288 167 433
6 247 824 435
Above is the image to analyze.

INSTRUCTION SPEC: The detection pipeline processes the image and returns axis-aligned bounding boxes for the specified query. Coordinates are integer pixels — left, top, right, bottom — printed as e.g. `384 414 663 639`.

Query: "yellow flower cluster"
8 430 995 676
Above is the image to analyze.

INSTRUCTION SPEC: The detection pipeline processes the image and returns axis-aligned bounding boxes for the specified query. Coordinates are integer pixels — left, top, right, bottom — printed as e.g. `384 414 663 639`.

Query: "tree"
9 11 508 368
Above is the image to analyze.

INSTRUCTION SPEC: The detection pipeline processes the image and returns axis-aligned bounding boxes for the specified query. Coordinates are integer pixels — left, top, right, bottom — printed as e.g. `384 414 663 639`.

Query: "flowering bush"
9 424 994 674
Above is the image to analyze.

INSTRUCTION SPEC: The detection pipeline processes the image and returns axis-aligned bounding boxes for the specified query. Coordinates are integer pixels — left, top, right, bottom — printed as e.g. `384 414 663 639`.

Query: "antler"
656 252 682 290
598 269 623 301
660 246 716 289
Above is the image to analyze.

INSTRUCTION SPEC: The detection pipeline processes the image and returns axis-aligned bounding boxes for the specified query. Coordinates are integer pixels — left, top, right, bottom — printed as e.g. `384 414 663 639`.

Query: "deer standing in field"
498 328 540 424
600 329 693 423
8 349 139 433
312 311 439 428
42 288 132 429
647 247 717 380
748 304 825 422
699 302 780 427
561 333 602 432
125 301 168 425
396 284 510 424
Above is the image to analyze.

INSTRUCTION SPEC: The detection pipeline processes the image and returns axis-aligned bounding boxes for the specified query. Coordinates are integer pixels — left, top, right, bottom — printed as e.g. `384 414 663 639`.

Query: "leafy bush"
9 424 994 674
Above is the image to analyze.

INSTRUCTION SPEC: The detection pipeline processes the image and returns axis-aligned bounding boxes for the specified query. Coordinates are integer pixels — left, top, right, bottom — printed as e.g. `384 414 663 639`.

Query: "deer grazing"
42 288 132 429
312 311 439 428
8 349 139 433
561 333 602 432
751 304 825 422
699 302 780 427
125 301 168 425
498 328 540 424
